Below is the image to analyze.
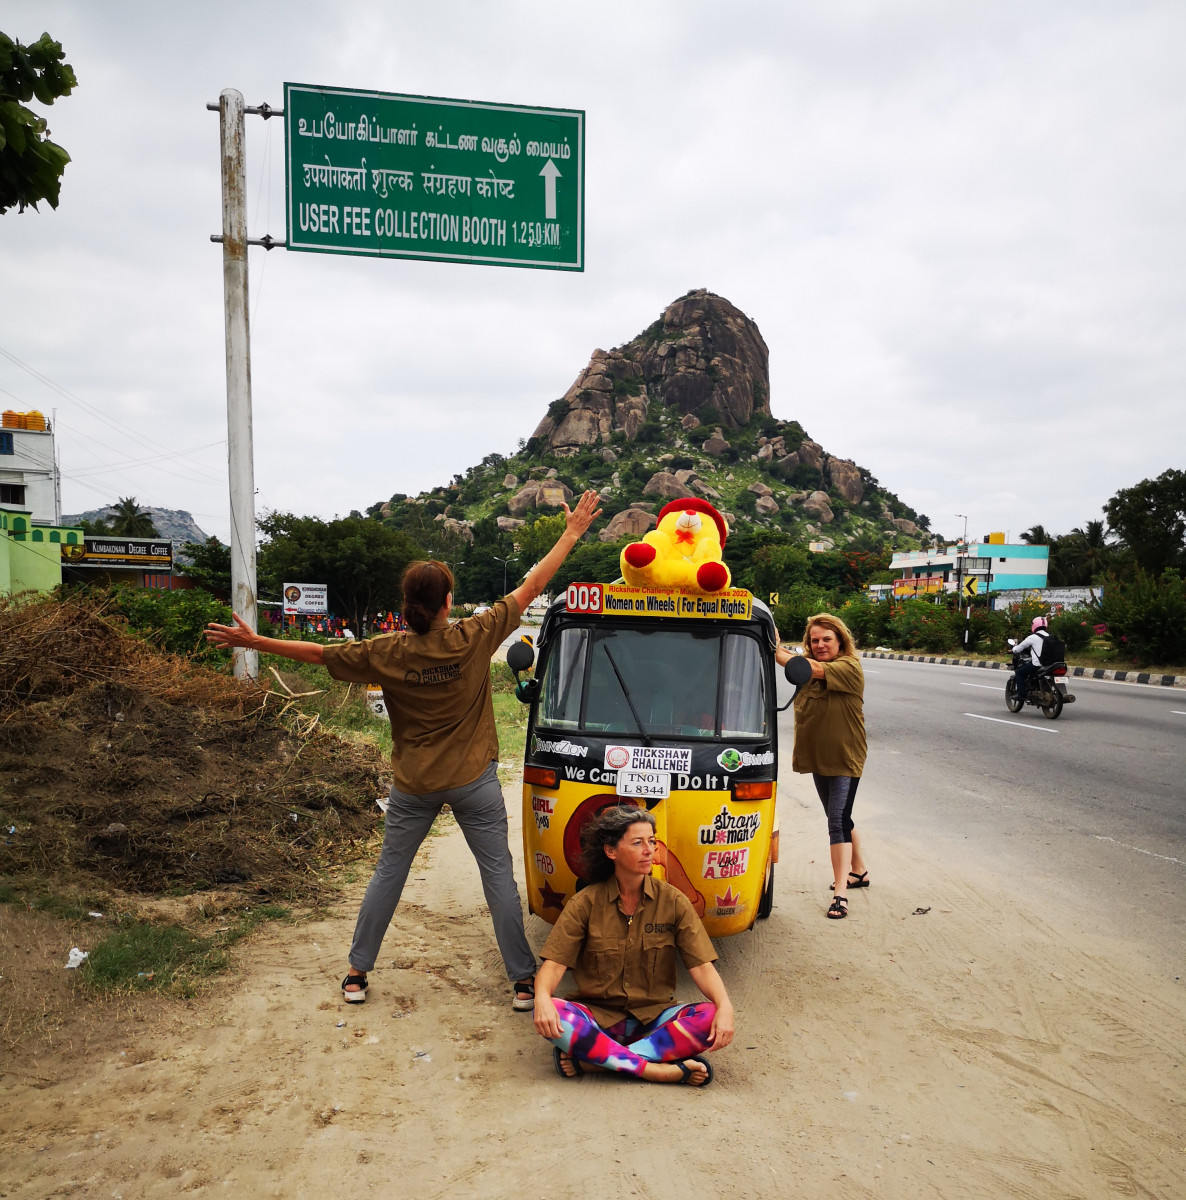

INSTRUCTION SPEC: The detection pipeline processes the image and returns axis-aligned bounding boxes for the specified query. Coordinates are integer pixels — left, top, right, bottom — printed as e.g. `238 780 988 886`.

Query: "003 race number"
565 584 603 614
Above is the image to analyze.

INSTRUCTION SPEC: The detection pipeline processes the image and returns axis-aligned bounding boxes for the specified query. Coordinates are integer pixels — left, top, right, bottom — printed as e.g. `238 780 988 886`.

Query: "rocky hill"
371 289 930 558
63 507 211 549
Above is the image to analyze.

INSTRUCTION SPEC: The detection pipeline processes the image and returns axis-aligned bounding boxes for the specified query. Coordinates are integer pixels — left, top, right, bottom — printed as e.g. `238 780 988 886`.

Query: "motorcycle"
1005 639 1076 720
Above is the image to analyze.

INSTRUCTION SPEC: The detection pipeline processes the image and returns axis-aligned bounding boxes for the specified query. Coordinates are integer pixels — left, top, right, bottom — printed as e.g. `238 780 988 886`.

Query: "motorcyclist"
1012 616 1054 700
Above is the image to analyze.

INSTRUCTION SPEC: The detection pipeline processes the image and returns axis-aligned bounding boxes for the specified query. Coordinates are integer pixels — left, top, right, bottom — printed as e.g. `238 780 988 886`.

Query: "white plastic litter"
64 947 89 969
375 796 389 813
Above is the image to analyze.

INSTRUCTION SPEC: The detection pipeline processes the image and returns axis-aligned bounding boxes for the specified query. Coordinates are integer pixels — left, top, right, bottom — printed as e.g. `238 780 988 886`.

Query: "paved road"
776 658 1186 979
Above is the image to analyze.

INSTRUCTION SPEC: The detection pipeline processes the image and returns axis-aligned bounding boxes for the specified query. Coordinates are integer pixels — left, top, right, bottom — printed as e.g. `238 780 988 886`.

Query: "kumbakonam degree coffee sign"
284 83 584 270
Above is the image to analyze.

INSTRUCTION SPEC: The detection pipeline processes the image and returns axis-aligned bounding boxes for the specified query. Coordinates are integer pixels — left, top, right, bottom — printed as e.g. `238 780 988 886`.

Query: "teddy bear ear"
656 497 729 546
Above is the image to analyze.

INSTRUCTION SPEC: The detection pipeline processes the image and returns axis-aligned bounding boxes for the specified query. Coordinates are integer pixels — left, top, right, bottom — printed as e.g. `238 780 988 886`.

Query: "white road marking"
963 713 1059 733
1172 711 1186 716
960 682 1004 691
1094 836 1184 866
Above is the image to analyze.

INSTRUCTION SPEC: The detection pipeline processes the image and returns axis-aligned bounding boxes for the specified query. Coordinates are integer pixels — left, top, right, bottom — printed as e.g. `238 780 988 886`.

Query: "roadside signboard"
63 538 173 569
563 583 753 621
284 83 584 270
283 582 328 615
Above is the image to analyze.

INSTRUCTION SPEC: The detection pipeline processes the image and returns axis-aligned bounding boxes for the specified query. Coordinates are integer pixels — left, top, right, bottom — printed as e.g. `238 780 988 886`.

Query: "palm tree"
107 496 159 538
1061 519 1112 584
1020 525 1052 546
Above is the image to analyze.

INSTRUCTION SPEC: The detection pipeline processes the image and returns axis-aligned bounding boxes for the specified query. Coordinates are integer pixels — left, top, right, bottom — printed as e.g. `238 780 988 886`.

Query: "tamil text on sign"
284 84 583 270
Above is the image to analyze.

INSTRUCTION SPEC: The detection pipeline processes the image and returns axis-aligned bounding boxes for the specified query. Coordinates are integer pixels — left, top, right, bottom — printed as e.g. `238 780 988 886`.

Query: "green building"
0 506 84 596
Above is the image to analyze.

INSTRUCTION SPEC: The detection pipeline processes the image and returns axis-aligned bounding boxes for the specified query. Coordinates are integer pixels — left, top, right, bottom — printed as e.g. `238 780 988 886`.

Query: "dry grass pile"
0 594 386 903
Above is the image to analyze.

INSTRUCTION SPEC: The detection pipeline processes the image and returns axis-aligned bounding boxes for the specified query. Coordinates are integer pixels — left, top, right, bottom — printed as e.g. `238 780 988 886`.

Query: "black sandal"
341 971 368 1002
827 896 848 919
677 1056 713 1087
512 978 535 1012
831 871 870 891
553 1047 585 1078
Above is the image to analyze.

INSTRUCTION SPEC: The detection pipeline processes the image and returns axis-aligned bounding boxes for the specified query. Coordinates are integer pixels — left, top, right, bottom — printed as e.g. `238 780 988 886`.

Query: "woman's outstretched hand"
562 489 603 540
205 613 257 651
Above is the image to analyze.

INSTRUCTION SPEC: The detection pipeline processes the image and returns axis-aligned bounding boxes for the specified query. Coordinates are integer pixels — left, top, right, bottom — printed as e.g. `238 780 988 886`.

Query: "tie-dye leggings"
550 998 716 1077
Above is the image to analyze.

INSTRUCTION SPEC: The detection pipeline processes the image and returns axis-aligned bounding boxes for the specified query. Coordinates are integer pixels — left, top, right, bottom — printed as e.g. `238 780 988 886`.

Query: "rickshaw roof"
537 584 777 647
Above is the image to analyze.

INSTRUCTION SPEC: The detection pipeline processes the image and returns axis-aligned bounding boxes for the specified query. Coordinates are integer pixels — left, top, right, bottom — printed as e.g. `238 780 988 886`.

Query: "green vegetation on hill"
368 409 929 604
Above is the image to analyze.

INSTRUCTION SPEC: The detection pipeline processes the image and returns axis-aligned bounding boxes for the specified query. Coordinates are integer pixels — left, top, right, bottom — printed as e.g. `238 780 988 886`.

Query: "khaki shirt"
322 596 521 793
791 653 867 777
540 875 718 1027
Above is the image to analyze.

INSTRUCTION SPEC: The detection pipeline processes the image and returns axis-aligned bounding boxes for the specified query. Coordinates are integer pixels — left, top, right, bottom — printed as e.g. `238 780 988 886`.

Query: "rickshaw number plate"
617 770 671 799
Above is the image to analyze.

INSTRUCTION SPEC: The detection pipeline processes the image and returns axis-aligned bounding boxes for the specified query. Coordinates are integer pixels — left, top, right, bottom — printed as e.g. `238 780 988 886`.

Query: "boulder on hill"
507 479 574 517
825 457 864 505
803 491 834 524
599 508 659 542
796 439 824 471
641 472 696 500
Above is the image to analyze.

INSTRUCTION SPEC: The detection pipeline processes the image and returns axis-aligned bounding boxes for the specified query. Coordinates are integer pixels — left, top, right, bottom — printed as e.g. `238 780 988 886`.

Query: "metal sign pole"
218 88 258 681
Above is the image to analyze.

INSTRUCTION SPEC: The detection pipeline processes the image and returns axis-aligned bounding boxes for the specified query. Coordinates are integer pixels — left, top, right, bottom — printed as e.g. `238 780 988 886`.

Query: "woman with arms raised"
205 491 601 1008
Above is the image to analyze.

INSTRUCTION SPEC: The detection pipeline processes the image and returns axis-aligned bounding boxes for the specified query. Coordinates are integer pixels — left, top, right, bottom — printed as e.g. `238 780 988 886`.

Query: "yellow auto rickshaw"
507 581 789 937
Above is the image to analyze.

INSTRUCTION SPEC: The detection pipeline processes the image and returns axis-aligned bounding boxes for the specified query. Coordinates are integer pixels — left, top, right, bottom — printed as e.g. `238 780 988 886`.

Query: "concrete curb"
860 650 1186 690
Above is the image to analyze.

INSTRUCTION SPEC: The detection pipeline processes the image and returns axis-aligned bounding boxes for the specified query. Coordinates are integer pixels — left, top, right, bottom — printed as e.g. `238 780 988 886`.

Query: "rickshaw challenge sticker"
606 746 692 800
604 746 692 773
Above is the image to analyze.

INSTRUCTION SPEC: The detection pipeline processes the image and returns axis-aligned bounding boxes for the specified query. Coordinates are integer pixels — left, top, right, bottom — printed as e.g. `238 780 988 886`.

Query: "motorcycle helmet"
1031 616 1048 633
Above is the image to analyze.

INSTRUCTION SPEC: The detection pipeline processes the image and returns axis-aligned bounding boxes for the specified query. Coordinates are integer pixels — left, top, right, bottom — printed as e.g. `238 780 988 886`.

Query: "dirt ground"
2 775 1184 1200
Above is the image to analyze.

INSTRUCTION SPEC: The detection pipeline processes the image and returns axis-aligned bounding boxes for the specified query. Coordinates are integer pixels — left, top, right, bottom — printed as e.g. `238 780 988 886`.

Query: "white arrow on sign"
539 158 561 220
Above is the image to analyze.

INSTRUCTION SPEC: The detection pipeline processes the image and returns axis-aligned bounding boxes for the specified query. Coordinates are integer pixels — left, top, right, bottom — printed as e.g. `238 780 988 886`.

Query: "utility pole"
217 88 257 680
955 513 970 650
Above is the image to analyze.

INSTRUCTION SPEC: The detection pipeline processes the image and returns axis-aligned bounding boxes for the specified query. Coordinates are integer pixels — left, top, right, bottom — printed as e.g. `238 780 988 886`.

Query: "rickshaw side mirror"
784 656 812 687
506 639 539 704
507 641 535 674
777 654 813 712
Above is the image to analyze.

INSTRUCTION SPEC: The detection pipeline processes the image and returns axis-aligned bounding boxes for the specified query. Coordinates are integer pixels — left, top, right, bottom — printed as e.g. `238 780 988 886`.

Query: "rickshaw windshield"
537 625 768 739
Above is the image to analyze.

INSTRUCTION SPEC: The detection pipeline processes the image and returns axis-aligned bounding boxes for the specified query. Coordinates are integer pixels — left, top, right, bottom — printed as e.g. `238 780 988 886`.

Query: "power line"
0 343 225 480
62 439 227 482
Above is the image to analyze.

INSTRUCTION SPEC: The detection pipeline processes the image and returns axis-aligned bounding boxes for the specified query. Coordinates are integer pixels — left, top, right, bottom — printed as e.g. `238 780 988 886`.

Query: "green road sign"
283 83 583 270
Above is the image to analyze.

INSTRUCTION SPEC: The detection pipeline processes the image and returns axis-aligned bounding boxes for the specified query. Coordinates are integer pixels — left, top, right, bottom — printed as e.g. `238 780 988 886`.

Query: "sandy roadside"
2 777 1183 1200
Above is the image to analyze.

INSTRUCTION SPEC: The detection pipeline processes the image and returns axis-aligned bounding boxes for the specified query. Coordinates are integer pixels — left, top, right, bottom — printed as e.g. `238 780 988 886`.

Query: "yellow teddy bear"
620 498 732 593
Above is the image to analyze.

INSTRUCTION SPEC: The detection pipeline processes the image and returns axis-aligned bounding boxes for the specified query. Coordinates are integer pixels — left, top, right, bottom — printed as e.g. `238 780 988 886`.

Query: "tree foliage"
178 536 231 597
257 512 422 631
1097 569 1186 666
0 31 77 213
1104 469 1186 577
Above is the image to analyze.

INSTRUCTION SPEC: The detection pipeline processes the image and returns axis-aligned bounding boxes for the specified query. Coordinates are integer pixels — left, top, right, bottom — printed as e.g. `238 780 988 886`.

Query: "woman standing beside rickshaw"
776 613 869 919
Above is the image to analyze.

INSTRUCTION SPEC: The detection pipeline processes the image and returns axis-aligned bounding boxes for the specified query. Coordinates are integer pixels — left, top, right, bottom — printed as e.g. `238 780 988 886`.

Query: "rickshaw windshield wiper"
599 642 652 746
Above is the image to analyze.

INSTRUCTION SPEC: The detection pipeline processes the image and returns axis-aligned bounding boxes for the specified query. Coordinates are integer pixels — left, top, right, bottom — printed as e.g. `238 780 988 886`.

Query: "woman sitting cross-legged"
532 806 735 1087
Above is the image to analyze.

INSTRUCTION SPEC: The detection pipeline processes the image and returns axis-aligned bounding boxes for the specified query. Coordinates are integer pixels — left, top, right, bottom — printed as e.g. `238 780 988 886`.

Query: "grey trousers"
348 761 536 982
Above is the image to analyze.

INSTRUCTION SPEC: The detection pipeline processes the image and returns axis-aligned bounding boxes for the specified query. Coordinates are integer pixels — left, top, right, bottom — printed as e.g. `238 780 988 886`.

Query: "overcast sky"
3 1 1183 545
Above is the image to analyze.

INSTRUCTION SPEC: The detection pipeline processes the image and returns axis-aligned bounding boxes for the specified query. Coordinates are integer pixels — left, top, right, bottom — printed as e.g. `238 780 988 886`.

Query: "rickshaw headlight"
524 765 559 788
733 781 774 801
